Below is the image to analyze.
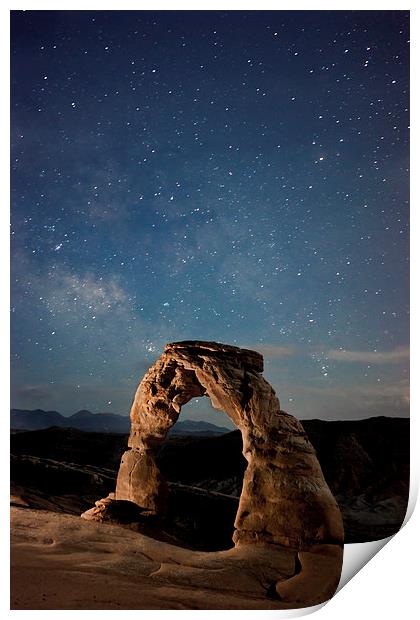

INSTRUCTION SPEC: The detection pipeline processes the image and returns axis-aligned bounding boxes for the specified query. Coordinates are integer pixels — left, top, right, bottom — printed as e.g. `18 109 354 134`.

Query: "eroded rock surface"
12 507 300 610
113 340 344 550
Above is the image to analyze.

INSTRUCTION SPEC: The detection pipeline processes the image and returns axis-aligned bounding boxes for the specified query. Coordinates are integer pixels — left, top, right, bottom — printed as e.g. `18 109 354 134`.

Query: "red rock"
114 341 344 550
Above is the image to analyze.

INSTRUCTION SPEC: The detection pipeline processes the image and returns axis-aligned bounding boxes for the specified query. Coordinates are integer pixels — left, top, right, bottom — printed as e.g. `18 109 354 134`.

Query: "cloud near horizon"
272 377 409 420
326 346 409 364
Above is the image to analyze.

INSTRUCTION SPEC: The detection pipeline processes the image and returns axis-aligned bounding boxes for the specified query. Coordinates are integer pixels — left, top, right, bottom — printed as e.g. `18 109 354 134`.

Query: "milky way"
11 10 409 422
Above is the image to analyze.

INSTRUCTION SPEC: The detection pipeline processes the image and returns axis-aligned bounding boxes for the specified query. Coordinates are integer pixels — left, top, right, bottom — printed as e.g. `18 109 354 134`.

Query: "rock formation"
82 340 344 605
112 341 343 549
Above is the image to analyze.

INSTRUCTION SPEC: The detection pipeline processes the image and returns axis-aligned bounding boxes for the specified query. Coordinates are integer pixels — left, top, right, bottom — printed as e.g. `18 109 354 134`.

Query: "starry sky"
10 10 409 425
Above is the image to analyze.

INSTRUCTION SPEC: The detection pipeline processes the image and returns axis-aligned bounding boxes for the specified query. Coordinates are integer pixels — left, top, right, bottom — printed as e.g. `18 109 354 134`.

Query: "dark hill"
10 426 128 469
10 416 409 543
302 417 410 497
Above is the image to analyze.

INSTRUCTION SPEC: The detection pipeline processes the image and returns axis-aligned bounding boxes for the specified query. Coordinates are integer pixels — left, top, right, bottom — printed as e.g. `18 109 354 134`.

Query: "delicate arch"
115 341 344 550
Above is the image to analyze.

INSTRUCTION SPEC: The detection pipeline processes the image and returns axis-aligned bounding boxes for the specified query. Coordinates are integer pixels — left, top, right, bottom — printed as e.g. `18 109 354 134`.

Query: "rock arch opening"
156 395 247 550
114 342 259 524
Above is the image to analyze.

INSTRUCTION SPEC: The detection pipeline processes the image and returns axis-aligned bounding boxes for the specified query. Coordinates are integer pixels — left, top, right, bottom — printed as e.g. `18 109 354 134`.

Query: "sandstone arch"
114 341 344 550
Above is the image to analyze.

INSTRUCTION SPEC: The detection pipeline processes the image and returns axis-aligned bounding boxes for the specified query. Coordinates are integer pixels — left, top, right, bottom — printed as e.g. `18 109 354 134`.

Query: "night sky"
11 10 409 425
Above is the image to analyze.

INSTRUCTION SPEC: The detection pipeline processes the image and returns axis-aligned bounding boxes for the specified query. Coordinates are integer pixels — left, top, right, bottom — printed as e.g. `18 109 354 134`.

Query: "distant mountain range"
169 419 231 436
10 408 231 436
10 409 130 433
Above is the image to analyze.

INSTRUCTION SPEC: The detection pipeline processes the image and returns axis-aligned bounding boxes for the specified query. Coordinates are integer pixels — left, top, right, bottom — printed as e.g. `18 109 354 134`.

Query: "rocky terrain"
10 416 409 609
11 506 307 610
10 341 409 610
11 416 409 546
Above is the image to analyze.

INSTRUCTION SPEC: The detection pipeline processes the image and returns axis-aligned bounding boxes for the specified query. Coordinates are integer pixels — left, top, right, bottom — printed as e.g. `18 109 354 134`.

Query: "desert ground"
11 506 304 610
10 415 408 609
